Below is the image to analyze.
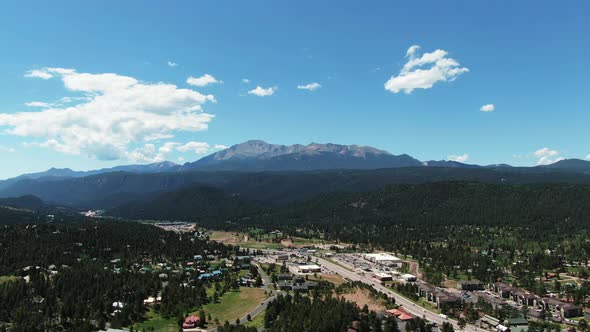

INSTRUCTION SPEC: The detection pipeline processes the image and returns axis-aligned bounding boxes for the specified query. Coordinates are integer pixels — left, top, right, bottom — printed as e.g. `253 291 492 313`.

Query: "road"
314 255 481 331
205 262 276 332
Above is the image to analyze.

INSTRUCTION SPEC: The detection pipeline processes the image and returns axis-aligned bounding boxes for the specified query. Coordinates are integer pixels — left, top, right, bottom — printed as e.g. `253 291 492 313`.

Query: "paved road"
206 262 275 332
314 255 481 331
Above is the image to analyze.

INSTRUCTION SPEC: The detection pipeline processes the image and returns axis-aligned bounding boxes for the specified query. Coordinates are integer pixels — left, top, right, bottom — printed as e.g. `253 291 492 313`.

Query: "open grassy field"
210 230 284 249
311 273 346 286
199 287 267 324
129 308 178 332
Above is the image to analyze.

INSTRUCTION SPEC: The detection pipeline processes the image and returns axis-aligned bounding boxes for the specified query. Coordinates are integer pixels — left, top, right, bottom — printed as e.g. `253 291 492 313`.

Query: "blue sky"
1 1 589 179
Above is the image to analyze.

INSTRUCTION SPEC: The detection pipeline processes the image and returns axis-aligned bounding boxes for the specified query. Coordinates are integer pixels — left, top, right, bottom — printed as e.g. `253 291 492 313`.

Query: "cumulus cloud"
25 101 52 108
534 147 564 165
186 74 221 87
297 82 322 91
241 78 251 83
480 104 495 112
128 144 164 163
25 69 53 80
384 45 469 94
214 144 228 150
177 141 210 154
448 153 469 163
248 86 276 97
167 61 178 67
1 67 215 161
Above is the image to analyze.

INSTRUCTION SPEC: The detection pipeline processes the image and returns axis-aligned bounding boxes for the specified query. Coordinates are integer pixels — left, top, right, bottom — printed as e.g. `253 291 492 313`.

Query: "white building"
297 264 322 273
401 273 417 282
363 253 403 267
374 272 393 281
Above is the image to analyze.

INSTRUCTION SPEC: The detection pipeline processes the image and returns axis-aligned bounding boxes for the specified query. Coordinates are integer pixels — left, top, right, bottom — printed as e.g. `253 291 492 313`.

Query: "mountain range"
2 140 590 214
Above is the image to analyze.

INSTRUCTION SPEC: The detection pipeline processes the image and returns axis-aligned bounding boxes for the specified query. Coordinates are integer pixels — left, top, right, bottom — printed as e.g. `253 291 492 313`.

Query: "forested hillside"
5 166 590 209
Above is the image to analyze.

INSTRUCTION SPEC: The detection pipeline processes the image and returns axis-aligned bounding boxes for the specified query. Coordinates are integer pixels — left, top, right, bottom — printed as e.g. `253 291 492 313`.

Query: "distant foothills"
2 139 590 218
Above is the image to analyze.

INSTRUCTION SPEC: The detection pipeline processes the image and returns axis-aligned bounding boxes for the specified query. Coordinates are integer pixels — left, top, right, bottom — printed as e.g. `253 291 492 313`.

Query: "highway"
313 255 482 331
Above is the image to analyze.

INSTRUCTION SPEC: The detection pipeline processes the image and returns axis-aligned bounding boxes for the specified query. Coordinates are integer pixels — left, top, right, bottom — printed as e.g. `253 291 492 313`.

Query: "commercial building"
363 253 403 267
374 272 393 281
401 273 417 282
297 264 322 273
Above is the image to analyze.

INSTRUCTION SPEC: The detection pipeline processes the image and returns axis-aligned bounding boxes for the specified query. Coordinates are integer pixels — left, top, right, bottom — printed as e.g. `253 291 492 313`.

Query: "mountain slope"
110 186 258 220
539 159 590 173
0 195 46 210
0 162 179 191
183 140 422 171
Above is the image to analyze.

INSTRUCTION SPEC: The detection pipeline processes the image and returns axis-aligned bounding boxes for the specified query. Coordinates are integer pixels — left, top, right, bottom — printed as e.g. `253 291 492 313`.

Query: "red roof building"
182 315 201 329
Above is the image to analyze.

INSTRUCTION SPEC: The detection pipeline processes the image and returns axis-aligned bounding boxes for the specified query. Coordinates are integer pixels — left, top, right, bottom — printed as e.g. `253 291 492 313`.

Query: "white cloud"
25 101 52 108
480 104 495 112
24 69 53 80
586 154 590 161
178 156 185 162
127 144 164 163
167 61 178 67
534 147 564 165
248 86 276 97
297 82 322 91
241 78 251 83
158 142 180 155
448 153 469 163
177 141 210 154
1 67 215 161
186 74 221 87
384 45 469 94
0 146 15 153
214 144 228 150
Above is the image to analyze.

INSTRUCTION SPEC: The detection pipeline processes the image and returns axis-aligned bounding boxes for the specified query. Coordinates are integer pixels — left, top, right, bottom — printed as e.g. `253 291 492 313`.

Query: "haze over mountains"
2 140 590 215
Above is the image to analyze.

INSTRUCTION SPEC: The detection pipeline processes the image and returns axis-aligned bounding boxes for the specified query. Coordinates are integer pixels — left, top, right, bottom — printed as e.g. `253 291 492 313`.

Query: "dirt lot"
340 288 386 312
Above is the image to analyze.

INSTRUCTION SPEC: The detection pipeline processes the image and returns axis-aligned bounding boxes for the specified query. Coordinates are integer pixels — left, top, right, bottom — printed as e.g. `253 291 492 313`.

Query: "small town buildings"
491 282 514 298
274 254 289 263
537 297 582 318
507 317 529 332
297 264 322 273
235 255 252 269
415 281 460 309
401 273 417 282
276 281 292 290
363 253 403 267
183 315 201 329
292 284 309 292
480 315 500 330
277 273 293 281
374 272 392 281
